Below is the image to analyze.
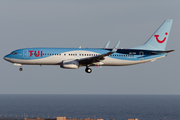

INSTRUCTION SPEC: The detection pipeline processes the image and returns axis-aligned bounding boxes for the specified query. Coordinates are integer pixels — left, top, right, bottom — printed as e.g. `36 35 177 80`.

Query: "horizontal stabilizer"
158 50 175 53
150 50 174 55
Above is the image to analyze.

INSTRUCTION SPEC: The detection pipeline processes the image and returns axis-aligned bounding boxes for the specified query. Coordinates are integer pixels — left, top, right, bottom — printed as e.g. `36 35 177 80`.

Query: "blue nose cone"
4 54 9 61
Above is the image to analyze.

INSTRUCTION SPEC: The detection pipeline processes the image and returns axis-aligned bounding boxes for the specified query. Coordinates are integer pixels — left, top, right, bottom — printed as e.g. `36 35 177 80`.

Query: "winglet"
111 41 120 52
104 41 110 49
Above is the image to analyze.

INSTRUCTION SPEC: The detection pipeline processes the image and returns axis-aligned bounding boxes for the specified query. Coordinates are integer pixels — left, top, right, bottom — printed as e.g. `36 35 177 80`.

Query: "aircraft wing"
78 41 120 66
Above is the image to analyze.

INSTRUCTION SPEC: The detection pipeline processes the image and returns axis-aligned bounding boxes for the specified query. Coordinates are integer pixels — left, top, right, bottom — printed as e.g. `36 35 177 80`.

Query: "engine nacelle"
60 60 79 69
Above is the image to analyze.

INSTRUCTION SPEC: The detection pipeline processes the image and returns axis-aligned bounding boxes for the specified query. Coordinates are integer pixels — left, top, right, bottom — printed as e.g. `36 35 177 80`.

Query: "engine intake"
60 60 79 69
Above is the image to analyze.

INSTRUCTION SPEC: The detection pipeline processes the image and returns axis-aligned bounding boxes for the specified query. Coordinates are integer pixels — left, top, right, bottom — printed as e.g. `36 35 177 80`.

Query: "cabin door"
23 50 28 58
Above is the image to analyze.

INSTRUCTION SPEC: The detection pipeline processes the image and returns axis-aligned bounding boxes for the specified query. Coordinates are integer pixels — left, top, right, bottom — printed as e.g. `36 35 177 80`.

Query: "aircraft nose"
4 55 9 61
4 54 14 63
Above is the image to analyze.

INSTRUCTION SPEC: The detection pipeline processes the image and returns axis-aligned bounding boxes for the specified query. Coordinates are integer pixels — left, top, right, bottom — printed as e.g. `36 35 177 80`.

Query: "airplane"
4 19 174 73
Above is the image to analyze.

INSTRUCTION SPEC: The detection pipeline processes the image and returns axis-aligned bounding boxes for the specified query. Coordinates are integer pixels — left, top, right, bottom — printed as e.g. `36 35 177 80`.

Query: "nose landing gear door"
23 50 28 58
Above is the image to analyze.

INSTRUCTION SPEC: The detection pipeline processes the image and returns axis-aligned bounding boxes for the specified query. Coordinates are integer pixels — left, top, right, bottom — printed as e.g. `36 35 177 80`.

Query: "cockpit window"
11 52 17 55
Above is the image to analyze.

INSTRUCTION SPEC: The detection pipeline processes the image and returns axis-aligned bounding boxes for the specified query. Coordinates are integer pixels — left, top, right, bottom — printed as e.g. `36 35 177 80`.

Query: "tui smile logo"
154 32 168 43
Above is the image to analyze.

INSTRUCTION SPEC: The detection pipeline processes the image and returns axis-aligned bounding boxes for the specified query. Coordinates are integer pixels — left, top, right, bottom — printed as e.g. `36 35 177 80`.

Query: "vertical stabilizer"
131 19 173 51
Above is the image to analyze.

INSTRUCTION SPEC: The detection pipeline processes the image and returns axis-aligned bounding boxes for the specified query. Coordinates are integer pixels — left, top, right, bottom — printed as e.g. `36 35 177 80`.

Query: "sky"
0 0 179 94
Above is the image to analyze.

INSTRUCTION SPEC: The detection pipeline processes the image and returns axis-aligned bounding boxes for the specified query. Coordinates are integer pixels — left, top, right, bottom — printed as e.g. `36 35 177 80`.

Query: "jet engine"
60 60 79 69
